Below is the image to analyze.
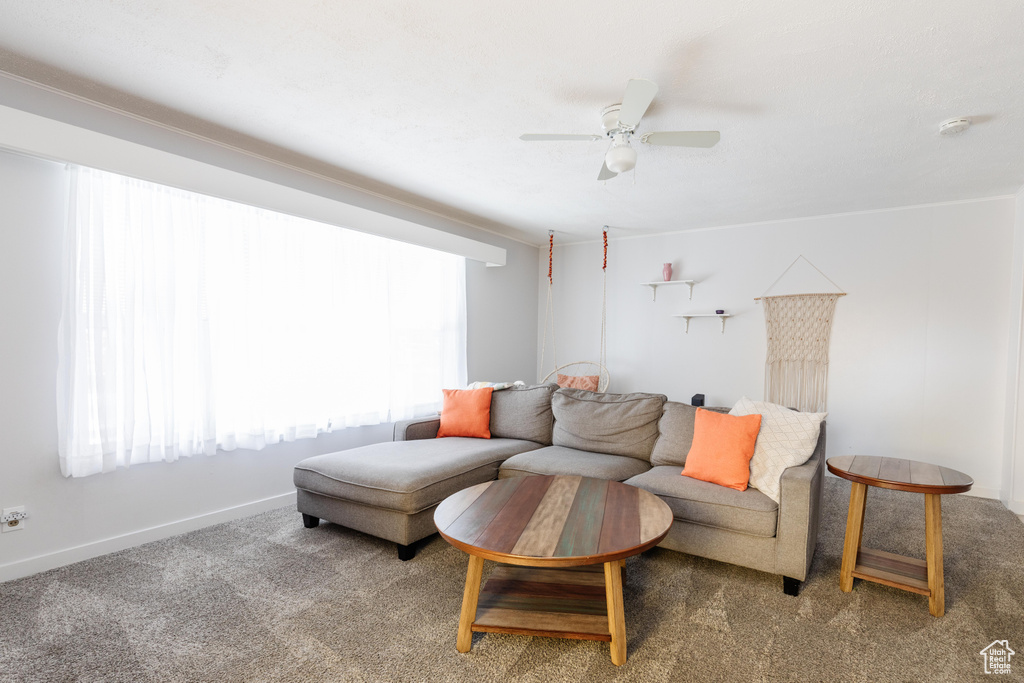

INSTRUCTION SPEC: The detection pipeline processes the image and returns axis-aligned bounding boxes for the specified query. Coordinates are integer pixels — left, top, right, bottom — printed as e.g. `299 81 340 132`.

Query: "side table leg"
457 555 484 652
840 482 868 592
604 560 627 665
925 494 945 617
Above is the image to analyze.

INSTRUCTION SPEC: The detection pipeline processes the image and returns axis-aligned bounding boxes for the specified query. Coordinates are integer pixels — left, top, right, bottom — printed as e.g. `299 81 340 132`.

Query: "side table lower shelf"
851 547 930 596
472 564 611 642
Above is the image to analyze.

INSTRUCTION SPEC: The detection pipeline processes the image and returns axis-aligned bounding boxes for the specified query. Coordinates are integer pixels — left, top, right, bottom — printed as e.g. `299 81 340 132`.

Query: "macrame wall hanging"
755 256 846 412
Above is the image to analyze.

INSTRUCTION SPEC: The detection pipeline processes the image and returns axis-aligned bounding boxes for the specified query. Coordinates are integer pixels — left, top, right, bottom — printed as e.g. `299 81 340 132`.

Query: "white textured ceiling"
1 0 1022 244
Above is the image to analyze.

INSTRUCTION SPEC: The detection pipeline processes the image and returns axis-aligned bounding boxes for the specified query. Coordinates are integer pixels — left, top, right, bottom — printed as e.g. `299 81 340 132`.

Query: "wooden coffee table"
827 455 973 617
434 475 672 666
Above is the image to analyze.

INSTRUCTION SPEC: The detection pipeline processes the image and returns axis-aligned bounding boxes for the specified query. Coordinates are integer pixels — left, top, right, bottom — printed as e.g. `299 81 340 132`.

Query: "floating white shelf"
672 313 732 334
640 280 695 301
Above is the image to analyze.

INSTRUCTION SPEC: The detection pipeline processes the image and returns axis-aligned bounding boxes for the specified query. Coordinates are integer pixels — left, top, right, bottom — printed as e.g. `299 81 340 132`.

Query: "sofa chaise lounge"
293 384 825 594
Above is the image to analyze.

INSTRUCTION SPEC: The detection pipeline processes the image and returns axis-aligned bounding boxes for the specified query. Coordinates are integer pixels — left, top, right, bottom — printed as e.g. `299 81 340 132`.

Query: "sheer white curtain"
57 166 466 477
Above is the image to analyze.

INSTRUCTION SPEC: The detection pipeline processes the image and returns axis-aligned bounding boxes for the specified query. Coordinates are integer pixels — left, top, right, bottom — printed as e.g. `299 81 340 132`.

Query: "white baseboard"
0 491 296 584
963 486 1002 501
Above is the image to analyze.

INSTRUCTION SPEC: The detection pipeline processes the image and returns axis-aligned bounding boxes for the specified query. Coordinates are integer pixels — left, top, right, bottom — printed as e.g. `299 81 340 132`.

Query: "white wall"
0 150 538 581
541 198 1016 500
1004 188 1024 513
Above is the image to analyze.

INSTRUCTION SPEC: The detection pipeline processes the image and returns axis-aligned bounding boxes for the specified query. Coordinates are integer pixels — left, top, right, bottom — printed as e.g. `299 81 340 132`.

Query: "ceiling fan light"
605 143 637 174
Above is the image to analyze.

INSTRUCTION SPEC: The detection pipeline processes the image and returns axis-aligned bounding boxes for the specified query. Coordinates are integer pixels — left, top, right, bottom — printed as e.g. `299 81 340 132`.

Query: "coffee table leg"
925 494 945 617
457 555 484 652
604 560 627 665
840 482 868 592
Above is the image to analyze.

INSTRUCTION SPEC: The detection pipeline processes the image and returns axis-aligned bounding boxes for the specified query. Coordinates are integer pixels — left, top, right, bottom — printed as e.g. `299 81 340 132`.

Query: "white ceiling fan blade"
598 161 618 181
617 79 658 129
520 134 602 141
641 131 721 147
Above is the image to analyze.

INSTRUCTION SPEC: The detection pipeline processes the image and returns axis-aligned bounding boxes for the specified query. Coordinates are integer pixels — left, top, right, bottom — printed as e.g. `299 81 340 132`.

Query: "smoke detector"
938 117 971 135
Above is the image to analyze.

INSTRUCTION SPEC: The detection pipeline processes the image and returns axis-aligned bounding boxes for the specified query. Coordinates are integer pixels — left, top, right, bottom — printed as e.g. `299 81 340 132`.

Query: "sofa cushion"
729 397 827 504
625 466 779 537
489 383 557 444
681 409 762 491
551 388 667 460
437 387 492 439
499 445 651 481
557 374 599 391
293 438 541 514
651 402 729 467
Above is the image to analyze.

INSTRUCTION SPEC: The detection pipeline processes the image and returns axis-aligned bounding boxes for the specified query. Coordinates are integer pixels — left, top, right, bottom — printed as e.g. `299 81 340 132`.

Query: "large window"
57 166 466 477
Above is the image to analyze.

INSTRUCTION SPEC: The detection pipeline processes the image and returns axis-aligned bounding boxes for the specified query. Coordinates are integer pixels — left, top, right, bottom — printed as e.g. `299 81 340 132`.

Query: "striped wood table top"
827 455 973 495
434 475 673 567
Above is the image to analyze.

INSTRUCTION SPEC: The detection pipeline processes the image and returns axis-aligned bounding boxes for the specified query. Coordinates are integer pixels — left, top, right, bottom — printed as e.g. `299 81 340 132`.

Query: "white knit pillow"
729 397 826 503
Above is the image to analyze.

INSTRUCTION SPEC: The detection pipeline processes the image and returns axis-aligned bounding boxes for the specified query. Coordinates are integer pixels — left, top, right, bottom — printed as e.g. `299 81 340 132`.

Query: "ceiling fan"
520 79 720 180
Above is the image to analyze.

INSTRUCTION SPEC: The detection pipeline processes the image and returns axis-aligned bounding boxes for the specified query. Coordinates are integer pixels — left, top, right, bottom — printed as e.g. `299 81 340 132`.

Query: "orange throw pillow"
681 409 762 491
557 374 600 392
437 387 493 438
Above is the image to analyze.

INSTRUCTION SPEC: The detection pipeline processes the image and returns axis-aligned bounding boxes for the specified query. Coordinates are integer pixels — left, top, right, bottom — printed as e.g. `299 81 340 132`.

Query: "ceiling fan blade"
617 79 658 129
520 134 602 141
641 131 721 147
598 161 618 181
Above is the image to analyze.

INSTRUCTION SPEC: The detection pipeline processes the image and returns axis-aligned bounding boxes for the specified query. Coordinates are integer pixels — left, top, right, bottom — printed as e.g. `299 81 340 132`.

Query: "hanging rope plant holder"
539 228 611 393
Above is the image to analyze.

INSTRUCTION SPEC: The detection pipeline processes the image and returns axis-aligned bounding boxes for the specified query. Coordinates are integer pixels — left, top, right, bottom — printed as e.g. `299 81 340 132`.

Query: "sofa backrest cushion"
651 401 729 467
489 383 558 445
551 388 667 460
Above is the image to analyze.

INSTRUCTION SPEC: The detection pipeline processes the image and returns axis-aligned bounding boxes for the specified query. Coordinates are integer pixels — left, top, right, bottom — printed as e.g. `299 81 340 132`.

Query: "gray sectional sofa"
293 384 825 594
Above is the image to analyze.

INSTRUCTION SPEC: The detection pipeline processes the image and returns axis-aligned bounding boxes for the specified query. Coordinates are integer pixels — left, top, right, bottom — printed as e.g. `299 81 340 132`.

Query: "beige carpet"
1 477 1022 682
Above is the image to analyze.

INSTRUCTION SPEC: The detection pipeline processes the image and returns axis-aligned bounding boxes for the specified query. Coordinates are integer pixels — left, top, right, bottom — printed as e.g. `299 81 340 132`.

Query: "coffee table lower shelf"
471 564 612 642
851 547 930 596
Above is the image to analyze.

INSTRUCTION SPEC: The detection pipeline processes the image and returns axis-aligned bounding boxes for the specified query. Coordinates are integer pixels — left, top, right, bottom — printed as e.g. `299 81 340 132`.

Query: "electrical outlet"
2 506 27 533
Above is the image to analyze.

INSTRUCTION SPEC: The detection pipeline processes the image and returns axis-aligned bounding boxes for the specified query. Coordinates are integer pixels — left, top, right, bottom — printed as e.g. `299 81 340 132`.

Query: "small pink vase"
662 263 673 282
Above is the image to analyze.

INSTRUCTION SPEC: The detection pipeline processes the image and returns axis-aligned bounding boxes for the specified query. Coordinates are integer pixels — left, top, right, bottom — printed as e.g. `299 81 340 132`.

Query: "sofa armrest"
394 416 440 441
774 422 826 581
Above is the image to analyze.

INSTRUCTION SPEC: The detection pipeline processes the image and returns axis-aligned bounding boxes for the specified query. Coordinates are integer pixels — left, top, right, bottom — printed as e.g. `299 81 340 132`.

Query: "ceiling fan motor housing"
601 104 622 133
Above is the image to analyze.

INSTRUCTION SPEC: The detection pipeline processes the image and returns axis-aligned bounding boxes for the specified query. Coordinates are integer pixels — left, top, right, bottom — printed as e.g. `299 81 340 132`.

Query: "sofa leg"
397 543 415 561
783 576 801 596
301 513 320 529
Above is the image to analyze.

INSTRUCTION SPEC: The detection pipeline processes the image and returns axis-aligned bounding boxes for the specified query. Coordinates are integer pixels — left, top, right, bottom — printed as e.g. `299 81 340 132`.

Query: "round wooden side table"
826 455 973 617
434 475 672 666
